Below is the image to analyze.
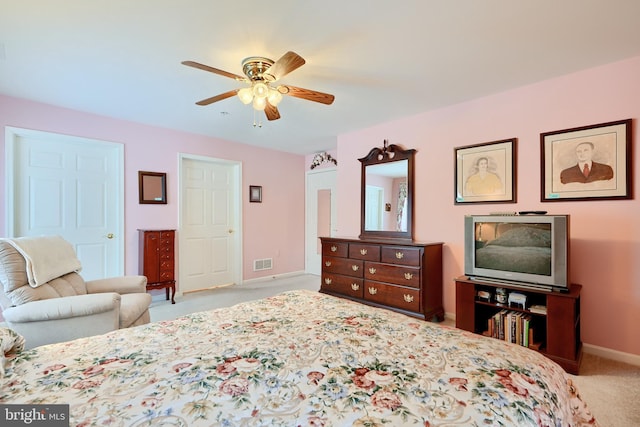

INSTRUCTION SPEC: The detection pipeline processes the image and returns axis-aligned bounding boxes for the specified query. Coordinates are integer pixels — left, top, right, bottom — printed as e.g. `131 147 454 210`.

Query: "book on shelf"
486 309 533 348
529 304 547 314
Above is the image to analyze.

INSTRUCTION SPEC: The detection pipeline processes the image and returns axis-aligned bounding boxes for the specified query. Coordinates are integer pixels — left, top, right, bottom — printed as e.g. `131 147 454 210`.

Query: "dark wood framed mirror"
359 140 416 240
138 171 167 204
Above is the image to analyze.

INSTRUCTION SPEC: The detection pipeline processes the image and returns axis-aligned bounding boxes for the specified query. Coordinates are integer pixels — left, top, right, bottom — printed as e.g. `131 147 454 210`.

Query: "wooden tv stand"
455 276 582 374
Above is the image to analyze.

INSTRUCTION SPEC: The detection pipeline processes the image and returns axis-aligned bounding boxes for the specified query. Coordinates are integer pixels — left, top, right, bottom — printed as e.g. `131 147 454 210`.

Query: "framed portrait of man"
541 119 631 201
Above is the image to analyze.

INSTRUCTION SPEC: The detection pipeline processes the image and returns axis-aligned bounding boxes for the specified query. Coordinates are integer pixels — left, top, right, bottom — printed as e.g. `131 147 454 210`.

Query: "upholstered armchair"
0 236 152 349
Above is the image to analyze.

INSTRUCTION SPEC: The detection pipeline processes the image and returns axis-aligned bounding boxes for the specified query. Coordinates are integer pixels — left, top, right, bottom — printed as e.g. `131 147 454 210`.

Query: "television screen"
474 222 552 276
464 215 569 290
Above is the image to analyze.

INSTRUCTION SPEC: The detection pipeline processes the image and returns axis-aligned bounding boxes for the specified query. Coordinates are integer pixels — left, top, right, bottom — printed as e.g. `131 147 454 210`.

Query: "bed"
1 289 597 426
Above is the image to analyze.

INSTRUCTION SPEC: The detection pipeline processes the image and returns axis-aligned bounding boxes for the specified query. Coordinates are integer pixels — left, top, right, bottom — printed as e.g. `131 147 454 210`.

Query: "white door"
305 168 337 275
179 155 241 292
5 127 124 280
365 185 383 230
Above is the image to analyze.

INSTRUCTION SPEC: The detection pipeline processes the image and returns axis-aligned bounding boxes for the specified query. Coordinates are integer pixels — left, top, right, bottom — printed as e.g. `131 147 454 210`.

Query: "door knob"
106 233 115 239
228 229 234 234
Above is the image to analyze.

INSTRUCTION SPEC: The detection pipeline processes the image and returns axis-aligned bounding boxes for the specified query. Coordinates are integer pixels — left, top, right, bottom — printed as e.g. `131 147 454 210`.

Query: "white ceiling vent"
253 258 273 271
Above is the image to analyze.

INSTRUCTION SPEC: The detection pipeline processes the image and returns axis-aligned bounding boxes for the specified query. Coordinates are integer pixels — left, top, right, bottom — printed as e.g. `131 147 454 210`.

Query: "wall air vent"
253 258 273 271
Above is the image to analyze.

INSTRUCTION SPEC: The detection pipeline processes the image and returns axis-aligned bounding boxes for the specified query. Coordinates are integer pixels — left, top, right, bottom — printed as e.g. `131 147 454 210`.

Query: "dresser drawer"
381 246 422 266
321 274 364 298
364 262 421 288
364 281 420 313
322 241 348 258
348 243 380 261
322 256 364 278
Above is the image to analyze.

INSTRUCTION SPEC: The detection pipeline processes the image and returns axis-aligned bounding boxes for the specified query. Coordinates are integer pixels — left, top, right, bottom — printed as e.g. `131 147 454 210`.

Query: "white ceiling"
2 1 640 155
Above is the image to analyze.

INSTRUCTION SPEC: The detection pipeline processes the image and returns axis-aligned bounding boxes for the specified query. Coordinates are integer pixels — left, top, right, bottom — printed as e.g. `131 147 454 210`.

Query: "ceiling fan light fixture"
252 82 269 99
267 88 283 106
183 51 334 120
237 87 253 104
252 96 267 111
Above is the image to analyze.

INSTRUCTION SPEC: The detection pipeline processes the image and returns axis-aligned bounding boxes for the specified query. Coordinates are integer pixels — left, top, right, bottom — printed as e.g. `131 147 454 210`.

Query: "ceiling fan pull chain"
252 110 262 128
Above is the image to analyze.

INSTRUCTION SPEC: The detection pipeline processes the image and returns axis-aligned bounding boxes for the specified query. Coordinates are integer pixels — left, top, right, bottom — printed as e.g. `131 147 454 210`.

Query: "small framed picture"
541 119 631 201
454 138 517 204
138 171 167 204
249 185 262 203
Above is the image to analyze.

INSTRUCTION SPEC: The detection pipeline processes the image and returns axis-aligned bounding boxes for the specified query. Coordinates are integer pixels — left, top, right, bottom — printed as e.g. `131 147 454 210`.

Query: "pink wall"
0 95 306 282
336 56 640 357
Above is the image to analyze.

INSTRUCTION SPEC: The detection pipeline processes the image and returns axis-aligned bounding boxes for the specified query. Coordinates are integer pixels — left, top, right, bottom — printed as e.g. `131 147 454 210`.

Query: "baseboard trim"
583 343 640 366
241 270 308 285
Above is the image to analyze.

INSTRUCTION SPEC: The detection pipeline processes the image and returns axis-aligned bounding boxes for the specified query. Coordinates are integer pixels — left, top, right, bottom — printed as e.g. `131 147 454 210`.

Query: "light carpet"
149 274 640 427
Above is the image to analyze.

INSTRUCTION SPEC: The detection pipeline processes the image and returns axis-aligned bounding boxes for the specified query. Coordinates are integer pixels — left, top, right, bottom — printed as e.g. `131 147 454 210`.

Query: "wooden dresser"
319 237 444 321
138 229 176 304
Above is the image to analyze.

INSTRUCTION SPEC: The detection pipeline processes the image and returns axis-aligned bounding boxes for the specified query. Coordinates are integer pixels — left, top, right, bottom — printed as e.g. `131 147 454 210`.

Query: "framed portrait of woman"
454 138 517 204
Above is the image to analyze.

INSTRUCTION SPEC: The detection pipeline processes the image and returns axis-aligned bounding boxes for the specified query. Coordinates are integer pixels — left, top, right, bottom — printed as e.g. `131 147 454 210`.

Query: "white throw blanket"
1 236 82 288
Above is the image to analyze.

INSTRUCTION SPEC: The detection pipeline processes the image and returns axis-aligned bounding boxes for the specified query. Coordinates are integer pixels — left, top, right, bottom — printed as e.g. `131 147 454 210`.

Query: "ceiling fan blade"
280 85 335 105
195 90 238 106
264 51 305 81
264 101 281 121
182 60 246 81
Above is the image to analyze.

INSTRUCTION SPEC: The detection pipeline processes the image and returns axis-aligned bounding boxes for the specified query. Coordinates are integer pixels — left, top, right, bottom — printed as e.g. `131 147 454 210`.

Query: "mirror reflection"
359 141 416 241
364 160 408 232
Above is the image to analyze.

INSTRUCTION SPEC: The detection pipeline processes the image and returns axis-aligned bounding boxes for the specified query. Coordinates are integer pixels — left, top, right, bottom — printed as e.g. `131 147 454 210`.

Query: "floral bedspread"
1 290 597 426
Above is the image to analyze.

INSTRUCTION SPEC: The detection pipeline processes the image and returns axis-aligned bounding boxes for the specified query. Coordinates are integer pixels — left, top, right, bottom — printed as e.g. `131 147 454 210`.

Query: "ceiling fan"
182 51 335 121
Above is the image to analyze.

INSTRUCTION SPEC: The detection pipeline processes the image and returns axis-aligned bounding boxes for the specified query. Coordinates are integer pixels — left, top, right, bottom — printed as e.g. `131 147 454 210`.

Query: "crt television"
464 214 569 291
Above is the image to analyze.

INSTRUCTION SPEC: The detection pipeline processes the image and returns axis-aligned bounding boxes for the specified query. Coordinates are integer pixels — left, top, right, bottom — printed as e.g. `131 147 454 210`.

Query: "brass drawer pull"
404 294 414 303
325 261 332 267
351 283 360 291
404 272 414 280
396 251 404 259
369 267 376 274
368 287 378 295
360 248 368 255
331 245 338 252
324 278 332 285
351 265 359 271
